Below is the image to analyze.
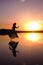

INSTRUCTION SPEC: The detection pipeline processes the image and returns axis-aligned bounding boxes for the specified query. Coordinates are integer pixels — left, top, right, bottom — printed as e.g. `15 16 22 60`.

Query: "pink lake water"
0 33 43 65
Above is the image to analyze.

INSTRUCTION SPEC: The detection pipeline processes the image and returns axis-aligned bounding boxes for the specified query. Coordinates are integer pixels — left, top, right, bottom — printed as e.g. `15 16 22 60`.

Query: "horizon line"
16 31 43 33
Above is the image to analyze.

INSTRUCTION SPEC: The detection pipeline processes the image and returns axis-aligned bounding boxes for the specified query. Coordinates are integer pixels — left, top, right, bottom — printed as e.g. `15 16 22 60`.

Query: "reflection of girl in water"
9 41 19 57
12 23 19 31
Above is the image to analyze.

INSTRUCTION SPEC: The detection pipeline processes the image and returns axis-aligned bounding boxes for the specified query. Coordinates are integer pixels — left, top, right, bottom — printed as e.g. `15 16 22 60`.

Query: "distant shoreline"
16 31 43 33
0 29 43 35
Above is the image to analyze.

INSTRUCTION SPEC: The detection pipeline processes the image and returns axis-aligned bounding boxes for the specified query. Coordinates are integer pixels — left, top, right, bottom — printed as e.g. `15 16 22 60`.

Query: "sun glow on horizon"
23 21 42 42
28 22 38 31
23 21 39 31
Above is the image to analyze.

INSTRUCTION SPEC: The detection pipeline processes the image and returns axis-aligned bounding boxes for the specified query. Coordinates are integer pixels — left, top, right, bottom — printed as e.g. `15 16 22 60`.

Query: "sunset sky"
0 0 43 30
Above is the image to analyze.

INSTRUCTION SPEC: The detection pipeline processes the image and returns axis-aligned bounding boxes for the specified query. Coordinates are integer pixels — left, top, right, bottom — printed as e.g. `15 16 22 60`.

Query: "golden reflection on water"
24 33 42 42
25 33 39 42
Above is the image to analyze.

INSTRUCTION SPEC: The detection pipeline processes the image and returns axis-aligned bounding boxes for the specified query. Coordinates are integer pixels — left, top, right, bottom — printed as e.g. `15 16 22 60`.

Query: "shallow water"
0 33 43 65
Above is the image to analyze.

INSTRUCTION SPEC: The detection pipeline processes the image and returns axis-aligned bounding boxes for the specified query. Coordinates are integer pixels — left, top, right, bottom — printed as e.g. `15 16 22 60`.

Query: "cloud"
20 0 26 2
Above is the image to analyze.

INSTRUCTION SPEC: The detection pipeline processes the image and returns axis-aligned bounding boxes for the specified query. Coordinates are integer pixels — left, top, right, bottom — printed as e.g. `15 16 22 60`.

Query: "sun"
28 22 38 31
23 21 39 31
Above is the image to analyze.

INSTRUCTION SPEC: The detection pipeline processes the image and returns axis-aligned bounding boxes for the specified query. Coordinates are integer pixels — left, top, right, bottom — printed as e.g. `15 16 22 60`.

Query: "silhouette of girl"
9 23 19 38
12 23 19 31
